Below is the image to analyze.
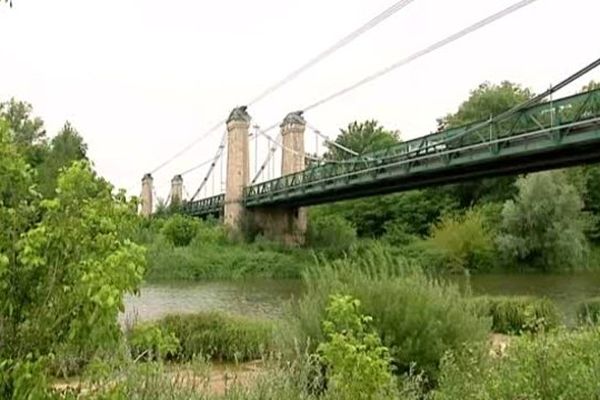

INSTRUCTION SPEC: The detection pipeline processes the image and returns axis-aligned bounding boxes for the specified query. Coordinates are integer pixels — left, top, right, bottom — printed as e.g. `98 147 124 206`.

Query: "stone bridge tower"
224 106 251 235
140 173 154 217
250 111 307 244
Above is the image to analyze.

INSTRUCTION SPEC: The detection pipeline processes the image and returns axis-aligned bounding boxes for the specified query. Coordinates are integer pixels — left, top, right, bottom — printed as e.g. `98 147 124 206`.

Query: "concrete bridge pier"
170 174 184 206
224 106 251 235
140 173 154 217
252 111 307 245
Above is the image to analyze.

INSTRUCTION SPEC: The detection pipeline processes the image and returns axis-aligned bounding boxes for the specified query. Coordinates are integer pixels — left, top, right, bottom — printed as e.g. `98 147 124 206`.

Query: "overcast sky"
1 0 599 199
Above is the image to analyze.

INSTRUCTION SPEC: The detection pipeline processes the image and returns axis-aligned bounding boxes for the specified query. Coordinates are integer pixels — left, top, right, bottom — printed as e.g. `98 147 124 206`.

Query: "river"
124 271 600 325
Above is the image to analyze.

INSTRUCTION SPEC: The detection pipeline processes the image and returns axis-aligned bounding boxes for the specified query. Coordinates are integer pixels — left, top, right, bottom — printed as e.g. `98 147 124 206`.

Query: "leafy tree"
1 118 145 380
38 121 88 197
325 120 399 160
0 99 48 169
316 188 457 238
436 81 534 207
497 171 588 270
438 81 533 129
581 80 600 92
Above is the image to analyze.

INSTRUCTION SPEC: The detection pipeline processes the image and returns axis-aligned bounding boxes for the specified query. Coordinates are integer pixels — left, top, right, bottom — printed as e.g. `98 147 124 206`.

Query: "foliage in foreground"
129 312 274 362
435 328 600 399
318 295 397 400
291 247 490 382
473 296 560 334
0 120 145 394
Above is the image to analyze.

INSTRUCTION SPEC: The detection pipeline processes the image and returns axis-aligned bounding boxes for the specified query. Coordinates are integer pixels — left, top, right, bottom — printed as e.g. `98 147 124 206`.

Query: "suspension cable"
250 0 539 182
302 0 539 112
305 123 359 156
146 0 417 177
298 56 600 167
189 131 227 201
247 0 417 106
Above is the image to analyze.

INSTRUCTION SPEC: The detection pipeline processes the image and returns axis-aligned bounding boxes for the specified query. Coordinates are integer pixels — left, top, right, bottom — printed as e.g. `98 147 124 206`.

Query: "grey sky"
1 0 599 199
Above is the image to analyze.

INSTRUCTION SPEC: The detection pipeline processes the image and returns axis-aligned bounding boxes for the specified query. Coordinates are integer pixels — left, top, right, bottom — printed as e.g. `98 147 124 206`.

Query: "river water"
124 272 600 325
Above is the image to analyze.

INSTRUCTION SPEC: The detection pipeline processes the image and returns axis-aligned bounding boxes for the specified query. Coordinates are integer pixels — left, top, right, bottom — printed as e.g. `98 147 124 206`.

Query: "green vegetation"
435 328 600 399
497 171 589 271
4 80 600 398
576 297 600 325
150 312 274 362
144 226 312 280
474 296 560 334
425 209 495 272
161 214 201 246
291 248 489 382
317 295 397 400
0 113 144 395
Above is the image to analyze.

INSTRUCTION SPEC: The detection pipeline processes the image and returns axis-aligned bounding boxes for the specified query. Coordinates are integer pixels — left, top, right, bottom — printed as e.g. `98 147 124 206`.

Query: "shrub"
576 297 600 325
473 296 560 334
291 248 489 382
127 324 180 361
161 214 200 247
318 295 397 400
435 328 600 399
307 213 357 257
426 209 496 272
156 312 274 362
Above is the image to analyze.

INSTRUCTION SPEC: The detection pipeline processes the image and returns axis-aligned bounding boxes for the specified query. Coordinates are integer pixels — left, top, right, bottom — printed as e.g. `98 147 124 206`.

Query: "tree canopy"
325 120 400 160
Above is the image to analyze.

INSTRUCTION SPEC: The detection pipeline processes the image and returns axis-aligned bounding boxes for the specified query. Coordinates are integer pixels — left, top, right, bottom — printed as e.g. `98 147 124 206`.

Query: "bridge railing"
183 193 225 217
245 88 600 204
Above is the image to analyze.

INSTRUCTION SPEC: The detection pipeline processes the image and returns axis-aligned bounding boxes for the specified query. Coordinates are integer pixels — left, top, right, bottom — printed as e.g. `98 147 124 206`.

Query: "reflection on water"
125 271 600 325
124 280 302 323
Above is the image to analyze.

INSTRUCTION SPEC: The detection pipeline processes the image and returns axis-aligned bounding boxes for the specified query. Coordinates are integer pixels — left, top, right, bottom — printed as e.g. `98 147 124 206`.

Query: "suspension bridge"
136 0 600 244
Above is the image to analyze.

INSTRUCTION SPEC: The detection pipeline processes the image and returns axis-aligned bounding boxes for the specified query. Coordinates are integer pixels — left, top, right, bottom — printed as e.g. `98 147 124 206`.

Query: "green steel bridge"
183 88 600 217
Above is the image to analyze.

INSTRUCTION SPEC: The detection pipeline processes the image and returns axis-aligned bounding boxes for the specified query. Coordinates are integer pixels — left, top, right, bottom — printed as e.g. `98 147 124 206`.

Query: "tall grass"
576 297 600 325
435 327 600 399
289 246 490 383
473 296 560 334
128 312 274 362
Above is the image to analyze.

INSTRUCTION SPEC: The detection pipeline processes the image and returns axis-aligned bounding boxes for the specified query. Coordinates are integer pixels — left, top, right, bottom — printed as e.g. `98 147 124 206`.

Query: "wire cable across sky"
146 0 417 176
302 0 540 112
250 0 540 183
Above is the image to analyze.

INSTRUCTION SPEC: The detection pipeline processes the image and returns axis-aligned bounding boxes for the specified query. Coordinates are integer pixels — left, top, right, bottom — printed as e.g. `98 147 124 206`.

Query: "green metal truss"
184 89 600 216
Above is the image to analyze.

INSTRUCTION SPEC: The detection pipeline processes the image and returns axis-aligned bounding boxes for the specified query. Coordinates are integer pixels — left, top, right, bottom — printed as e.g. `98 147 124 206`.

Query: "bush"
435 328 600 399
307 213 357 257
156 312 274 362
576 297 600 325
161 214 200 247
426 209 496 272
127 324 180 361
473 296 560 334
318 295 397 400
291 248 489 383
